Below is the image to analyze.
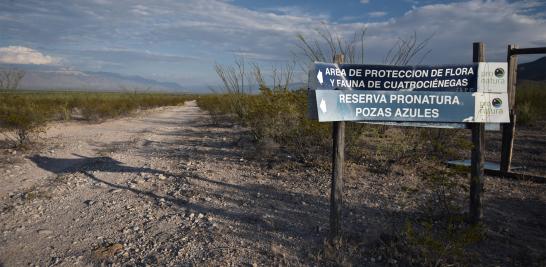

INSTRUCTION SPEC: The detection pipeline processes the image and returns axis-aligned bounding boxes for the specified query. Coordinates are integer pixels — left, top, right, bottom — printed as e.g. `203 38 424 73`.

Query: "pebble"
38 229 53 235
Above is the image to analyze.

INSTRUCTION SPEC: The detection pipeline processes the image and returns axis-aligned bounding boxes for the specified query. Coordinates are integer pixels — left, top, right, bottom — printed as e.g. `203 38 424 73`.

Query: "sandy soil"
0 101 544 266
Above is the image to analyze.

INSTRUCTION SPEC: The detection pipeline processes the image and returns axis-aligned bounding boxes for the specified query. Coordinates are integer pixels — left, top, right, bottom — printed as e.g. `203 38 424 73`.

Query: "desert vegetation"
196 73 545 266
0 90 190 147
193 28 546 265
1 1 544 266
516 80 546 125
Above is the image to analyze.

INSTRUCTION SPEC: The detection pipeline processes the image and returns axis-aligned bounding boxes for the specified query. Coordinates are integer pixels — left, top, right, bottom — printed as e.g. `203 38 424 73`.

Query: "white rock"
38 229 53 235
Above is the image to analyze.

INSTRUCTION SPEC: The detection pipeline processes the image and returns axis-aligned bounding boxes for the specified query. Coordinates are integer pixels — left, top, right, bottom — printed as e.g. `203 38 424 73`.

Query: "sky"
0 0 545 89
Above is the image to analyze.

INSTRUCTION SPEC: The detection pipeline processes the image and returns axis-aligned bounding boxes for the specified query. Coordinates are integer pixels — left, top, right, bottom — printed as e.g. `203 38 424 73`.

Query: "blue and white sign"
310 63 479 92
308 62 509 123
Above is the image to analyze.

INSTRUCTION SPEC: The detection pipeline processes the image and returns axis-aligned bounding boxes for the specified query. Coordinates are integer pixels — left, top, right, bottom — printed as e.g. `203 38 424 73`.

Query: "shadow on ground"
26 115 546 265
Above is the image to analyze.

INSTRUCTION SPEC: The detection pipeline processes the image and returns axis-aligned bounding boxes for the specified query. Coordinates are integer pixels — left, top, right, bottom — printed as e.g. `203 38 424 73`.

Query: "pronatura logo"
492 98 503 108
494 68 505 78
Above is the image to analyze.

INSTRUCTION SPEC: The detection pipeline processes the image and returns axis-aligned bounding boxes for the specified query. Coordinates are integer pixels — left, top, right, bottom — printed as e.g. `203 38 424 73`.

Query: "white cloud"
0 46 59 65
341 0 546 64
360 0 370 4
1 0 545 86
368 11 387 17
131 5 150 16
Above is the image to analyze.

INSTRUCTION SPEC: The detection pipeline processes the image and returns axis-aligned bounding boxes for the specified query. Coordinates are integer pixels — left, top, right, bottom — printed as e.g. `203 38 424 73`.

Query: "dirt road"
1 101 544 266
0 101 331 266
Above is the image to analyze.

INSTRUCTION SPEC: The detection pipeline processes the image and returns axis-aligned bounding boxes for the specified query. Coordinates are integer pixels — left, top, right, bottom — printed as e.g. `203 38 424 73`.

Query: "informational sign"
308 62 509 123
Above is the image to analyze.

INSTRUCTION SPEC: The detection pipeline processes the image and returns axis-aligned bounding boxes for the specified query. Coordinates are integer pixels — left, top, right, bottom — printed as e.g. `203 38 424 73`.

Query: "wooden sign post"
500 44 518 173
499 45 546 176
469 42 485 224
330 54 345 240
308 43 517 232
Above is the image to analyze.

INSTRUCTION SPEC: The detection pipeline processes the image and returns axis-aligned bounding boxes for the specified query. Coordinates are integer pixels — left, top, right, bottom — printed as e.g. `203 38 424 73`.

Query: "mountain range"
517 56 546 81
2 56 545 92
0 64 187 92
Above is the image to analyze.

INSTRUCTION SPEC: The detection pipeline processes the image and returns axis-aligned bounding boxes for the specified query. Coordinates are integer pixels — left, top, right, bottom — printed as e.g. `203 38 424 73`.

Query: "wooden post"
500 44 518 173
330 54 345 240
470 42 485 224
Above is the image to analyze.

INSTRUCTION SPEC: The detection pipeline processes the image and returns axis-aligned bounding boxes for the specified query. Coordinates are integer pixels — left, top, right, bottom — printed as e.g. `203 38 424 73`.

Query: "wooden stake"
500 44 518 173
470 42 485 224
330 54 345 240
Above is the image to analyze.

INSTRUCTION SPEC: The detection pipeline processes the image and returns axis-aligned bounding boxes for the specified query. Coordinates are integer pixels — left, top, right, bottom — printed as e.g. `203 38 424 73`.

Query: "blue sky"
0 0 545 89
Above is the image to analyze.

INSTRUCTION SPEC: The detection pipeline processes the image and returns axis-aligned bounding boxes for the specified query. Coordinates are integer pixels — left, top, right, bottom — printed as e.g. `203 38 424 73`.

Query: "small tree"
296 23 367 64
384 31 433 66
0 69 25 90
0 98 49 147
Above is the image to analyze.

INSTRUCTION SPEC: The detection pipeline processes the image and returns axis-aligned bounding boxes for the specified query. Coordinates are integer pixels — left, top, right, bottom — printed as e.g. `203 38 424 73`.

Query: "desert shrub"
0 91 191 146
516 101 536 126
198 87 473 166
0 94 54 146
79 96 135 121
198 88 334 160
195 95 232 116
195 95 233 125
404 218 484 266
400 163 484 266
516 81 546 126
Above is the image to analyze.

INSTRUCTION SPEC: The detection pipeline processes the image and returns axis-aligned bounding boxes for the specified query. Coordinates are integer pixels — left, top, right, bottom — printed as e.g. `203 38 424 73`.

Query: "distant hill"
518 56 546 81
0 64 187 92
3 57 542 92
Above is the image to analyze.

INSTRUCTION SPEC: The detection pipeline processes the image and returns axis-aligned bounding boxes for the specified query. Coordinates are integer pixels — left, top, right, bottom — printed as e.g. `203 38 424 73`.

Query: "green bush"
0 94 53 146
